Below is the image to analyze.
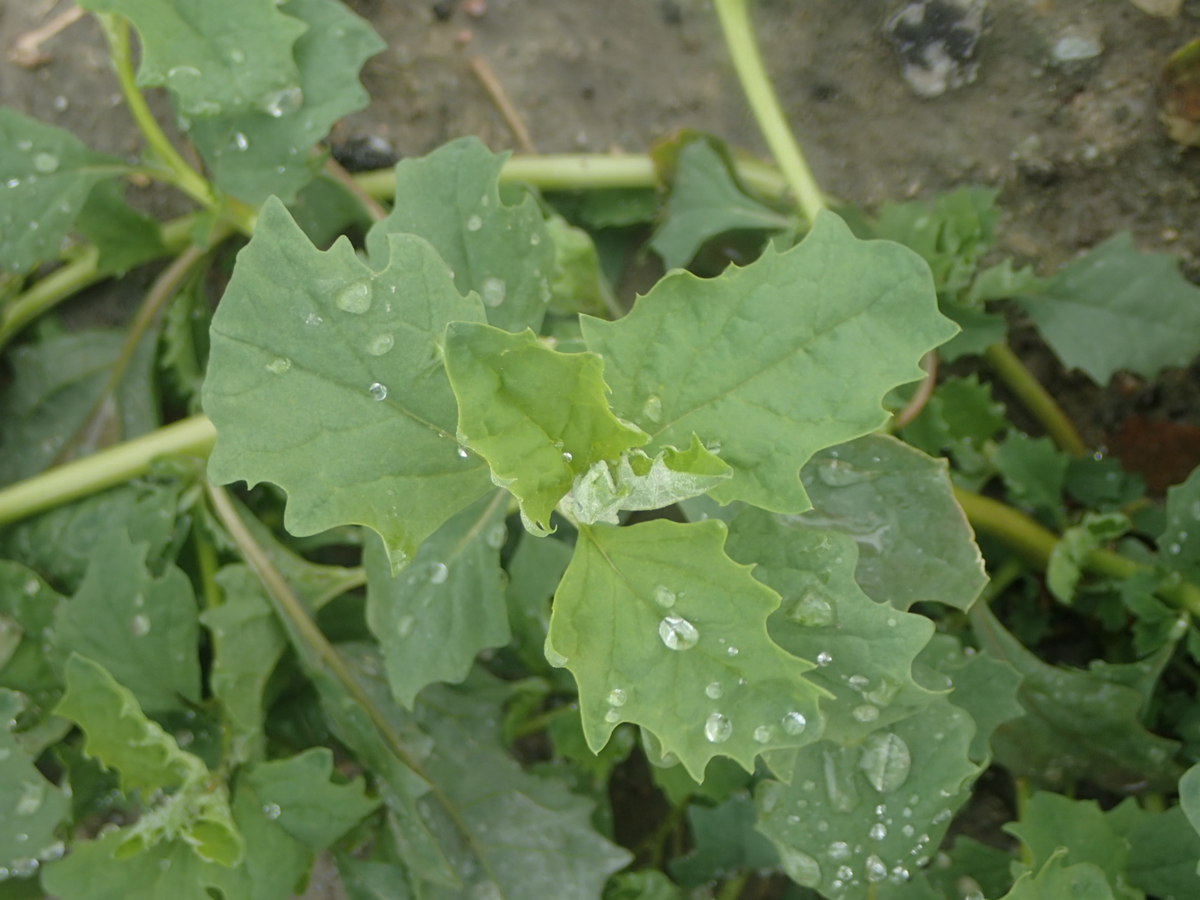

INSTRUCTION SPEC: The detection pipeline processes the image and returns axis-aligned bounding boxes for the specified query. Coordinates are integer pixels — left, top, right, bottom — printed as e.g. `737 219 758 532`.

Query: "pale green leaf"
1001 850 1116 900
545 212 615 317
0 110 129 272
227 780 311 900
189 0 384 204
77 0 307 119
53 530 200 714
365 492 510 706
366 137 555 333
757 697 981 898
444 322 647 534
650 140 792 270
790 434 987 612
547 518 827 780
203 197 492 569
1046 512 1130 604
582 210 956 512
1016 232 1200 383
0 689 70 875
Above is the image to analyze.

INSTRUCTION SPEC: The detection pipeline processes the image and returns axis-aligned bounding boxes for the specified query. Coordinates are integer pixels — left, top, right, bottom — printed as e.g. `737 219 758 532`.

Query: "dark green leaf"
0 689 70 877
668 792 777 886
994 433 1069 525
74 179 166 274
1159 464 1200 581
1000 850 1116 900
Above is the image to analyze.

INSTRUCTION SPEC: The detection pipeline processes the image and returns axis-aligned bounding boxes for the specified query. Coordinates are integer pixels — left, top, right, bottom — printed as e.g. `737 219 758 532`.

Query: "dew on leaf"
653 585 676 608
789 590 835 627
816 651 833 667
265 357 292 374
726 645 739 657
429 562 449 584
815 457 878 487
705 681 723 700
304 312 323 325
32 152 59 174
368 382 388 401
852 704 880 723
367 333 395 356
485 523 507 549
604 709 621 723
754 725 772 743
262 802 282 820
836 864 853 881
865 854 888 883
781 711 807 735
642 394 663 424
847 674 869 690
457 446 470 459
396 615 415 637
232 131 250 151
15 782 43 816
131 614 151 636
859 732 912 793
658 615 698 650
466 214 483 231
891 865 910 883
335 281 372 314
704 712 732 743
607 688 627 707
261 86 303 117
869 822 887 841
480 277 507 307
9 859 37 879
827 840 850 860
778 847 822 888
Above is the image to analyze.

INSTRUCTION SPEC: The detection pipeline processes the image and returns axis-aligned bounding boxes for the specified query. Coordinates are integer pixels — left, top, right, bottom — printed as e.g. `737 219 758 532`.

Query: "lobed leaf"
1000 850 1116 900
0 689 70 877
547 518 827 780
582 210 956 513
1158 464 1200 581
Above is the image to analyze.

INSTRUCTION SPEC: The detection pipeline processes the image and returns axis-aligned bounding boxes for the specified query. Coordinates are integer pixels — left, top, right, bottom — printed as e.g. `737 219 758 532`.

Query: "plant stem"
712 0 826 223
0 414 216 527
983 342 1088 457
955 486 1200 616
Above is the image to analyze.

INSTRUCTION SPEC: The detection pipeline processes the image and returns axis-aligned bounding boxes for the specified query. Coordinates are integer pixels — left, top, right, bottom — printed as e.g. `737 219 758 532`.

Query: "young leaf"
444 322 648 534
582 210 956 513
0 110 129 272
365 492 510 706
649 139 793 270
1001 850 1117 900
546 518 827 780
365 137 556 334
188 0 385 204
1016 232 1200 383
53 530 200 715
1045 512 1129 604
994 432 1070 525
0 689 70 876
203 198 493 569
77 0 307 120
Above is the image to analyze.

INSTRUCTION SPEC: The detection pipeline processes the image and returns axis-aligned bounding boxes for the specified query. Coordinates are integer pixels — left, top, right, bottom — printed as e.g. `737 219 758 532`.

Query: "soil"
3 1 1200 896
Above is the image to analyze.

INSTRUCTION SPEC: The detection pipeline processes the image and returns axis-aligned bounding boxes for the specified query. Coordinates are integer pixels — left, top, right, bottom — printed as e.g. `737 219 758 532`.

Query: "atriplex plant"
2 0 1200 898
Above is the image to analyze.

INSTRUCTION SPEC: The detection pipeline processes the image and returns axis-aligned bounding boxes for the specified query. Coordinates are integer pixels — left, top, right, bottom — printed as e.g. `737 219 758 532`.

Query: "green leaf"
789 434 987 612
0 564 65 700
243 748 378 849
444 322 648 534
901 374 1007 485
75 179 167 274
545 212 616 317
1159 465 1200 580
1015 232 1200 383
0 689 70 875
923 835 1016 900
605 870 683 900
1124 805 1200 898
0 110 128 272
668 792 777 886
582 210 956 513
1001 850 1116 900
726 511 938 746
1181 762 1200 846
649 140 792 270
547 518 827 780
756 697 981 898
972 604 1180 793
188 0 384 204
504 532 573 673
1045 512 1130 605
203 197 492 569
365 492 510 706
0 329 159 486
53 530 200 715
78 0 307 120
366 137 555 333
994 433 1070 524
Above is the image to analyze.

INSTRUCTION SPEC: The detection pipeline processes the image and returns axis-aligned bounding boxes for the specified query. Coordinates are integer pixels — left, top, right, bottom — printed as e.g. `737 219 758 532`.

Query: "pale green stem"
712 0 826 223
0 415 216 527
983 342 1088 457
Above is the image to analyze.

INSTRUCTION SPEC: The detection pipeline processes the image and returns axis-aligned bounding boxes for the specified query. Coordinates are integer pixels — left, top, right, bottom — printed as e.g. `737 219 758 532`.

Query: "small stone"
884 0 986 98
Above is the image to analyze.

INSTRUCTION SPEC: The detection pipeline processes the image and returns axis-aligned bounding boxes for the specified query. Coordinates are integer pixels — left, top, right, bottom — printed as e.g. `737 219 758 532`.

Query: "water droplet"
848 674 870 690
789 590 835 626
485 523 506 549
704 712 732 743
726 645 739 657
561 450 574 462
23 578 38 596
304 311 323 325
32 152 58 174
367 333 394 356
705 681 723 700
865 854 888 882
529 232 541 245
261 85 303 117
815 457 877 487
754 725 772 743
232 131 250 151
890 864 910 883
131 614 151 636
827 840 850 860
859 732 912 793
782 711 807 735
852 704 880 723
869 822 887 841
642 394 663 424
778 847 822 887
604 709 621 723
4 179 20 189
457 445 470 459
836 864 853 881
10 858 38 879
368 382 388 401
429 562 449 584
466 214 483 231
480 277 507 307
336 281 372 314
396 615 415 638
15 782 43 816
658 615 698 650
816 651 833 667
607 688 627 707
653 585 676 608
262 802 282 820
265 356 291 374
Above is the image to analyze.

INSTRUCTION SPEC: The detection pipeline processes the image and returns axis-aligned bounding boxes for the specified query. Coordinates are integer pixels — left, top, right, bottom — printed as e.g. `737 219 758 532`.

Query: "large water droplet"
466 214 483 231
642 394 663 424
261 85 303 117
778 846 822 888
705 681 723 700
262 802 282 820
852 704 880 723
336 281 372 314
367 333 394 356
429 562 449 584
658 615 698 650
32 152 58 174
131 614 151 636
816 651 833 667
704 712 732 743
480 277 507 307
865 854 888 882
859 732 912 793
485 523 507 549
827 840 850 860
653 585 676 608
815 457 878 487
754 725 772 743
265 356 292 374
781 711 807 735
607 688 627 707
368 382 388 401
789 590 835 627
869 822 887 841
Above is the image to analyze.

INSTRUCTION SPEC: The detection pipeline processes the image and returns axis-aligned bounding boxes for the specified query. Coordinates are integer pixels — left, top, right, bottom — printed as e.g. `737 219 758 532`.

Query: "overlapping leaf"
1001 850 1116 900
78 0 307 119
547 518 827 779
582 210 956 512
0 689 70 877
365 492 510 706
0 563 64 701
669 793 777 886
366 137 555 333
204 198 493 568
444 323 647 533
1159 465 1200 581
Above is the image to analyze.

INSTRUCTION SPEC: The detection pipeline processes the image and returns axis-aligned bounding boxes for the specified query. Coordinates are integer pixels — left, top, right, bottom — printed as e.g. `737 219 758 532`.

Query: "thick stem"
983 342 1088 457
712 0 826 223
